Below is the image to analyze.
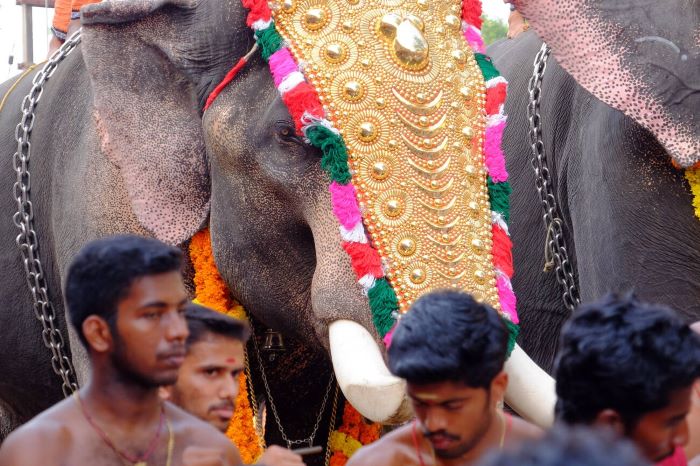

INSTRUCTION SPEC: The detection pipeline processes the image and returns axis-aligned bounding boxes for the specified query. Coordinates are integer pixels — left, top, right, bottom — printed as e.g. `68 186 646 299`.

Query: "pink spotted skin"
515 0 699 167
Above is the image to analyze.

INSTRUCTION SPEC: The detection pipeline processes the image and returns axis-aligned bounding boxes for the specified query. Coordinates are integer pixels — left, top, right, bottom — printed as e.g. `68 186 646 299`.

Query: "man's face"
165 333 245 432
407 380 496 459
627 386 692 462
110 271 189 387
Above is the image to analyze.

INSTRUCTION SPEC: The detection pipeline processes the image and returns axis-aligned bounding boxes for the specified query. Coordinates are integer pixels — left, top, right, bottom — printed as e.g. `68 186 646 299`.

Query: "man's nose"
164 310 189 341
672 418 690 447
423 409 448 432
220 374 240 401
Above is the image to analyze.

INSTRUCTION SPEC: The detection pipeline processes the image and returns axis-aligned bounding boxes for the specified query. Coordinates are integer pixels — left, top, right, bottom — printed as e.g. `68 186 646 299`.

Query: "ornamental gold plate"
271 0 499 312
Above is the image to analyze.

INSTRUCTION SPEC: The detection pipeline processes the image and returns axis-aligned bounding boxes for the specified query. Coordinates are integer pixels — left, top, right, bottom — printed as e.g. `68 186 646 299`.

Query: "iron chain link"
527 43 581 312
13 31 82 397
251 323 336 449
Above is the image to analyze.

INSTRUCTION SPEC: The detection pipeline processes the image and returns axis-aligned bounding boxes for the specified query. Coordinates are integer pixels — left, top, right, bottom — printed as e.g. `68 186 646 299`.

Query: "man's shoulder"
347 423 414 466
509 414 544 443
0 401 77 465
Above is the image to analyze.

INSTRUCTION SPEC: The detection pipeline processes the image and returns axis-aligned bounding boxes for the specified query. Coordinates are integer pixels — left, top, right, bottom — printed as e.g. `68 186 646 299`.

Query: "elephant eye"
274 120 305 145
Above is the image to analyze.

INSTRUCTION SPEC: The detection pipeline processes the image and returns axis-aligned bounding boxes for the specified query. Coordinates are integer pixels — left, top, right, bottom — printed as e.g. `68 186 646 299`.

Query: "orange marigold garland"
189 228 263 463
328 403 382 466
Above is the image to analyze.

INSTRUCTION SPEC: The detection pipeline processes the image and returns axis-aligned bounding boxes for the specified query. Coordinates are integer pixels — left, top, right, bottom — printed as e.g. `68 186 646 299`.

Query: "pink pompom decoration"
269 48 298 88
484 121 508 182
329 181 362 230
497 275 519 324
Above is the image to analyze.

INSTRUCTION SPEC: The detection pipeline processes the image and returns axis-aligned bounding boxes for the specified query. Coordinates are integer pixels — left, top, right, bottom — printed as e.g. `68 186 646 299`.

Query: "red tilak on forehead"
226 358 237 364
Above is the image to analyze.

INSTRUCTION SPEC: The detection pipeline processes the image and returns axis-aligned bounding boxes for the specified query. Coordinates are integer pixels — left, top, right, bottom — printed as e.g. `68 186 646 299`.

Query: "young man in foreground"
0 235 241 466
348 290 541 466
555 294 700 465
161 303 305 466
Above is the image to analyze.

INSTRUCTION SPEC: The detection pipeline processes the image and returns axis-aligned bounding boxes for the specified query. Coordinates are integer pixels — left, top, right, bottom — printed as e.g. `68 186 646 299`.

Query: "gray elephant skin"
489 0 700 371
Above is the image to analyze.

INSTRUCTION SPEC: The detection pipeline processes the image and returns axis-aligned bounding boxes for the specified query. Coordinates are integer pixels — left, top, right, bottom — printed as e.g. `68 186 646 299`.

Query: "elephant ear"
514 0 699 168
80 0 244 244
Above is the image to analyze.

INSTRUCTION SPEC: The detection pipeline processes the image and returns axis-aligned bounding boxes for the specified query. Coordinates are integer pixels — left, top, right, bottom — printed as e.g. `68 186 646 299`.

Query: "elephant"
489 0 700 372
0 0 559 456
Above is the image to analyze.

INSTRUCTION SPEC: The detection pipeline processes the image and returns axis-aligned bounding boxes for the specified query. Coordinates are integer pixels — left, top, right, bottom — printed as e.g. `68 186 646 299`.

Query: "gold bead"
376 98 386 108
304 8 327 31
398 238 416 256
417 0 428 9
361 58 371 67
342 20 354 32
471 238 484 251
444 14 460 29
416 92 426 102
452 50 467 64
358 122 378 142
371 161 389 180
343 81 363 101
465 164 476 175
474 269 487 283
281 0 295 11
418 116 429 127
468 201 479 211
325 43 346 64
437 215 447 224
384 199 402 217
462 126 474 138
459 86 471 97
388 139 398 149
410 268 426 284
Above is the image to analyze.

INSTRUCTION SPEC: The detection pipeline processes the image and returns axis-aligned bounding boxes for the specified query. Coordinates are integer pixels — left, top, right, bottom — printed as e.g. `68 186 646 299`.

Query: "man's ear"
82 316 114 353
159 386 173 401
491 370 509 407
594 409 626 436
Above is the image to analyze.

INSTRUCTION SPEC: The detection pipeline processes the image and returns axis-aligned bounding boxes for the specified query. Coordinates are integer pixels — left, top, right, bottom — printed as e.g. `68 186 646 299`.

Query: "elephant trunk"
329 320 412 424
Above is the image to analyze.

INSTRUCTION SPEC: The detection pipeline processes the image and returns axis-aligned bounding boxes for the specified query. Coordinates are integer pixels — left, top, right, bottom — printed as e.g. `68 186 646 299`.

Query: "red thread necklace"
74 392 165 466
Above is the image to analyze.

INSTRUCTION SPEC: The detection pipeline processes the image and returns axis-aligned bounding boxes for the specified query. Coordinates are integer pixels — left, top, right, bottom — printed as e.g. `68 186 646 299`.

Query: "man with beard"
160 303 305 466
554 294 700 465
347 290 541 466
0 235 241 466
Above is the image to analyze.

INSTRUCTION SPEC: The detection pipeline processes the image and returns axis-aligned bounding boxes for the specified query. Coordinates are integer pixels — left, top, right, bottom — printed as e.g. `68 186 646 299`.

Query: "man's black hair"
65 235 183 347
477 425 650 466
388 290 508 388
184 303 251 349
555 293 700 429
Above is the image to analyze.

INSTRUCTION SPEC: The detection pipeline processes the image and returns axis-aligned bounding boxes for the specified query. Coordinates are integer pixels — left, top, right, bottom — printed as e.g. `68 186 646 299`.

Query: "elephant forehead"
270 0 500 313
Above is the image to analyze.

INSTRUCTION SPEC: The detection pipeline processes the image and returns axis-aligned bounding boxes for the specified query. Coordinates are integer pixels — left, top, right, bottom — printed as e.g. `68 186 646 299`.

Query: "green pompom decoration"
305 125 352 184
255 26 284 61
487 177 511 224
504 319 520 357
475 53 500 81
367 278 399 337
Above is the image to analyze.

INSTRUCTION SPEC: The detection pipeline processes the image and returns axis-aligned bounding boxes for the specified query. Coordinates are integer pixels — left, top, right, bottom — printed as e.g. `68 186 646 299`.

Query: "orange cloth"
52 0 100 34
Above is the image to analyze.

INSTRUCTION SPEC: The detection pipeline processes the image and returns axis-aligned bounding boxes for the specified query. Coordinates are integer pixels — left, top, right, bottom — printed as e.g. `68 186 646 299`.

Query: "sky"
0 0 510 82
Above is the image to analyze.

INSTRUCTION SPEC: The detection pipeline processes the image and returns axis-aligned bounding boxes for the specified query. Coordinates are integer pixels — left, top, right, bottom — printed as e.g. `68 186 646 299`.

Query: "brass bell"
262 329 285 361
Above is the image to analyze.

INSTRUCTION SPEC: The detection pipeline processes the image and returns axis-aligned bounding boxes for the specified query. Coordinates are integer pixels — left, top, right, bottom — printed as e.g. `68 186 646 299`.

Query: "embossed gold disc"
271 0 498 312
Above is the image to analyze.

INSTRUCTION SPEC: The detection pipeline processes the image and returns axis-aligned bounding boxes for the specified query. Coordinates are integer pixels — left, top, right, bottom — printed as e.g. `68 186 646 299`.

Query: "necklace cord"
73 392 166 464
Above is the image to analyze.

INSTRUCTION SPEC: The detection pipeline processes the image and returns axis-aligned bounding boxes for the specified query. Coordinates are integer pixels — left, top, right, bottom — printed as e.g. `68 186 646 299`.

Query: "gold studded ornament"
271 0 498 312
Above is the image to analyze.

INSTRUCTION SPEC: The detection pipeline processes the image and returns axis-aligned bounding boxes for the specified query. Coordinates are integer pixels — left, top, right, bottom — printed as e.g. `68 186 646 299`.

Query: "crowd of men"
0 235 698 465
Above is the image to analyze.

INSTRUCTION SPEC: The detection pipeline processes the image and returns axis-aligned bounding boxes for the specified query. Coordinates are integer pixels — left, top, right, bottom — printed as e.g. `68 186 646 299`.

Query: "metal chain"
12 30 82 397
251 323 336 448
323 385 339 466
527 42 581 312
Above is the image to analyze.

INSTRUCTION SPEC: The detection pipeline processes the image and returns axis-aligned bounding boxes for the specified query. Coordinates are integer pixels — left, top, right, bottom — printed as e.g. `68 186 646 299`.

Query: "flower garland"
686 166 700 221
189 229 264 463
236 0 520 354
328 403 382 466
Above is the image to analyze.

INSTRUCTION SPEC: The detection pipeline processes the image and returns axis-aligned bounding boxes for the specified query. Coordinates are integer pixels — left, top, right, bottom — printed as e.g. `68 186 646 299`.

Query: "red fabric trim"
282 82 325 133
491 224 514 278
242 0 271 26
204 57 249 111
462 0 483 29
342 242 384 279
486 83 507 116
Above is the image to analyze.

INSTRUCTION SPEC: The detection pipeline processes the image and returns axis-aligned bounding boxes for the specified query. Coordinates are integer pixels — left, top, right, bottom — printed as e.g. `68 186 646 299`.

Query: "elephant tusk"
504 344 556 428
329 320 413 424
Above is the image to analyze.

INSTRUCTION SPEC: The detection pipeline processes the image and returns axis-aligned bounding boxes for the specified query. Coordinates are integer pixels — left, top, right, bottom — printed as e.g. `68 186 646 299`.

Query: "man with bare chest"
347 291 541 466
0 235 242 466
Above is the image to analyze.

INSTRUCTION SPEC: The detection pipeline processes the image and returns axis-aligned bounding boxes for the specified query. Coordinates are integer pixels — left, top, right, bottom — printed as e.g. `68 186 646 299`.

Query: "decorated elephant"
0 0 561 455
489 0 700 371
